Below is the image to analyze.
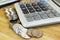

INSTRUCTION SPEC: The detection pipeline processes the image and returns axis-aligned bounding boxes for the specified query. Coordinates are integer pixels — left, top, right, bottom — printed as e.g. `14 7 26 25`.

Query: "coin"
27 29 33 37
32 30 43 38
27 29 43 38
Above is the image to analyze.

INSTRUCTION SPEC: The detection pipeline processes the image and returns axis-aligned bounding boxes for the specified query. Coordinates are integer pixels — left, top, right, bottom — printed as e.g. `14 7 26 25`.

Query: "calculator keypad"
19 2 60 22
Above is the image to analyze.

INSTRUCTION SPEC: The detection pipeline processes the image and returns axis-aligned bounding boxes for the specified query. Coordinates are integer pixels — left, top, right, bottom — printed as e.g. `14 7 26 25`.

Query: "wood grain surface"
0 0 60 40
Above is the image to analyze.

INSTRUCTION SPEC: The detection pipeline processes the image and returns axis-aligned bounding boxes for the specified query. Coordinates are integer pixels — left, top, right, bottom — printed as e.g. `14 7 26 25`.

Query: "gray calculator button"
48 6 53 10
25 14 34 22
54 13 60 17
45 11 55 18
26 17 34 22
32 14 41 20
51 10 57 13
30 13 41 20
51 10 60 17
25 14 30 18
47 13 55 18
45 4 49 7
38 12 48 19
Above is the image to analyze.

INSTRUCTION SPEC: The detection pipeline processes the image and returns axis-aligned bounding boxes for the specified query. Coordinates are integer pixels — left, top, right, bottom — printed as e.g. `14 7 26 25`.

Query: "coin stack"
10 23 43 39
5 8 18 21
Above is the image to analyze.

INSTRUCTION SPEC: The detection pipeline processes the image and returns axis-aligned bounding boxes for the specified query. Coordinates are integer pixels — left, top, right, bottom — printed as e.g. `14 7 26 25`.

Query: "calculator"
0 0 17 6
15 0 60 28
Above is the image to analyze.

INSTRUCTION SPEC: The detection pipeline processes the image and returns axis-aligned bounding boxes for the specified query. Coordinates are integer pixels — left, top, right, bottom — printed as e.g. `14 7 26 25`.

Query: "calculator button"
37 2 45 8
27 7 35 13
21 7 29 14
45 11 55 18
32 3 41 12
26 4 31 7
38 5 48 11
37 2 48 11
33 16 41 20
38 12 48 19
44 3 49 7
22 10 29 14
34 7 41 12
54 13 60 17
32 13 41 20
38 4 44 8
22 8 29 14
20 4 29 14
20 4 25 8
26 17 34 22
51 10 60 17
25 14 34 22
33 6 41 12
40 5 48 11
48 6 53 10
20 5 25 8
25 13 41 21
22 8 26 11
32 3 37 6
41 7 48 11
26 4 35 13
47 13 55 18
37 2 43 6
33 6 38 8
28 7 35 13
29 10 35 13
44 3 53 10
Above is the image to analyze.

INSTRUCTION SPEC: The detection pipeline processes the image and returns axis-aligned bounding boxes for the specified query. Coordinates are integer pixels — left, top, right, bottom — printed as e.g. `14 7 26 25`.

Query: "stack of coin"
9 23 43 38
5 8 18 21
27 29 43 38
5 8 13 21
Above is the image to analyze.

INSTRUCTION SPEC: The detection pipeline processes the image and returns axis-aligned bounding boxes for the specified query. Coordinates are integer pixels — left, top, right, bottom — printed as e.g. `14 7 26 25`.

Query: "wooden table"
0 0 60 40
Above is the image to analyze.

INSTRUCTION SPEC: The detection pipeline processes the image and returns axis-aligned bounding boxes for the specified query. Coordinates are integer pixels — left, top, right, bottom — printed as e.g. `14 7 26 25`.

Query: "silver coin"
32 30 43 38
27 29 43 38
27 29 33 37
